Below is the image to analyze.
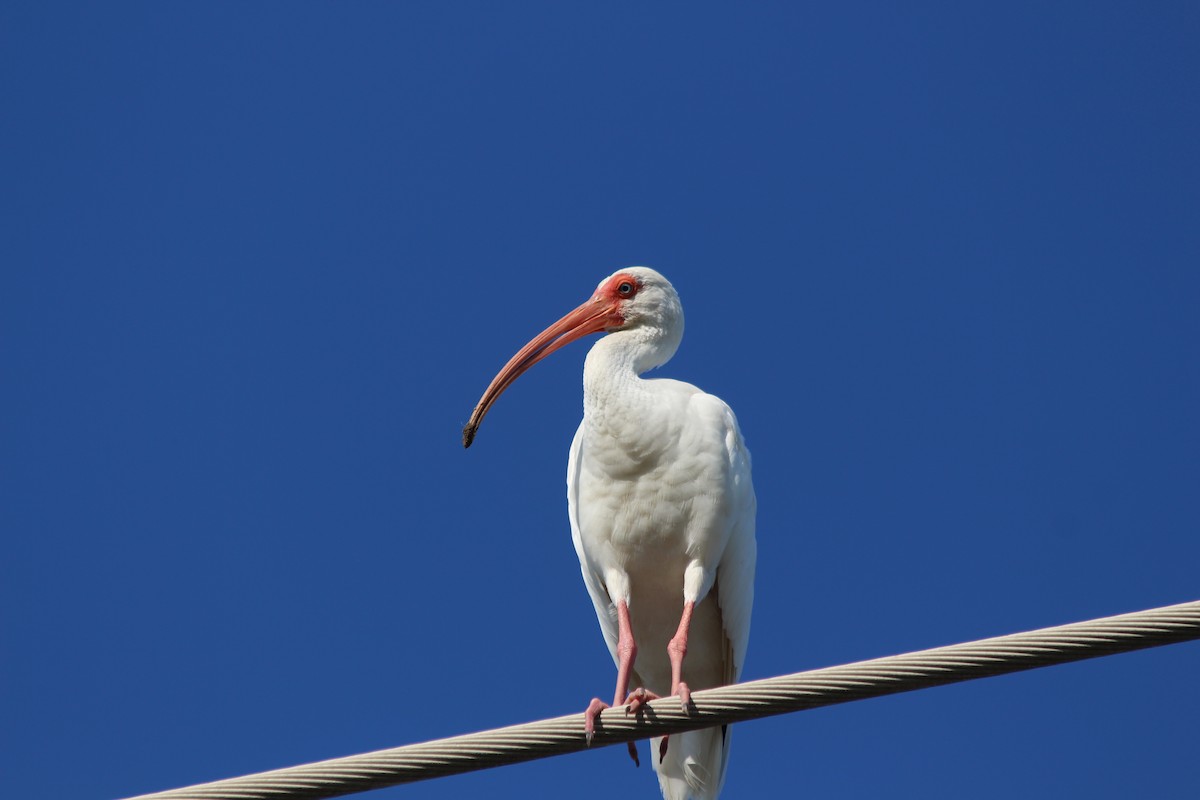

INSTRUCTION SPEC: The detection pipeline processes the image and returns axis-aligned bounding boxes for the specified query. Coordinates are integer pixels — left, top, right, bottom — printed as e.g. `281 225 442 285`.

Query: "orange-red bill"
462 295 622 448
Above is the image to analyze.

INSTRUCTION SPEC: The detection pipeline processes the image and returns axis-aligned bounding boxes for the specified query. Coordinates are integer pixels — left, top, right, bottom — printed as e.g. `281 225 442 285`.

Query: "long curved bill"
462 295 620 448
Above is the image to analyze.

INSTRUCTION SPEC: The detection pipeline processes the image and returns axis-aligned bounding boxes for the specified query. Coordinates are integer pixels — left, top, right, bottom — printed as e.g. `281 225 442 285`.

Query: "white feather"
565 268 756 800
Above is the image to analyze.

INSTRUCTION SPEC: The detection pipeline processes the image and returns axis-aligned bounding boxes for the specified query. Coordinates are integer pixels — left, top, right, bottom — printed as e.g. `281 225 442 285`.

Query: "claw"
623 687 660 715
676 681 692 714
584 697 609 745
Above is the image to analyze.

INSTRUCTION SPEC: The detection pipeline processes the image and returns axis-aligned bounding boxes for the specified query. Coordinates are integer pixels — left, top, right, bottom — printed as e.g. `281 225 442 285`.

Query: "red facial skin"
601 272 641 307
462 274 641 447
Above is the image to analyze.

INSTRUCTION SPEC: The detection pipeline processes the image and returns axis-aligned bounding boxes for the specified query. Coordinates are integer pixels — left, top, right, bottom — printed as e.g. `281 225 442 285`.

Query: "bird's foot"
585 697 642 766
622 687 661 715
673 680 692 714
618 688 658 768
584 698 609 745
653 680 692 763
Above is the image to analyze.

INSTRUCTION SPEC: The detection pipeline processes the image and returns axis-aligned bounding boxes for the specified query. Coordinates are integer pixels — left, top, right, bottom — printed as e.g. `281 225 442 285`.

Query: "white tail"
651 725 730 800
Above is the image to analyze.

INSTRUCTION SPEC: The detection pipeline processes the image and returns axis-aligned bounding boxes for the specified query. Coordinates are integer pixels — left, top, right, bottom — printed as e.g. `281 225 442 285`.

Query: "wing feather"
566 422 620 664
691 392 757 685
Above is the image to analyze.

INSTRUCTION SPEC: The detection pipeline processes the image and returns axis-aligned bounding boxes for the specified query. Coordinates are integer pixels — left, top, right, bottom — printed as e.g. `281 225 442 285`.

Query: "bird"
463 267 756 800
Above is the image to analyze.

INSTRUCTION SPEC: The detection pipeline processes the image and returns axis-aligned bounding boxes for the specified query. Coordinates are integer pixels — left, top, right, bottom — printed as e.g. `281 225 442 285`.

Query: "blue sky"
2 3 1198 799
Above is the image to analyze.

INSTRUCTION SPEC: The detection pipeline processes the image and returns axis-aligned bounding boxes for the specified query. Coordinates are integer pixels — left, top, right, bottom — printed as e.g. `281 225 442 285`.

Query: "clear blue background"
3 4 1197 799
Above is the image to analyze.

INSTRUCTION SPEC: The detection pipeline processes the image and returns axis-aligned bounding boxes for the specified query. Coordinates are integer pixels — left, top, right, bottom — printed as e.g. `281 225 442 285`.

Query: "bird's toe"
584 697 610 745
622 687 660 715
676 681 692 714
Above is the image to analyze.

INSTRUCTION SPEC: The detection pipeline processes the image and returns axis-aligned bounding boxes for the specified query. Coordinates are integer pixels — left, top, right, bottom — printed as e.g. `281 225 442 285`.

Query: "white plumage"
465 267 756 800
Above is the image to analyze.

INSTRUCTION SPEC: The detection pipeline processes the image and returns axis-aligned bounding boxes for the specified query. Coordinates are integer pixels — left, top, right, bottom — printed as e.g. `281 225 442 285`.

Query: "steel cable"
120 598 1200 800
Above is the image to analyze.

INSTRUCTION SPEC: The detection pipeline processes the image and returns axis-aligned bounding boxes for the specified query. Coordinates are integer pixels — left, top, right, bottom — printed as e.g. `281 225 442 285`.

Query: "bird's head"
462 266 683 448
596 267 684 343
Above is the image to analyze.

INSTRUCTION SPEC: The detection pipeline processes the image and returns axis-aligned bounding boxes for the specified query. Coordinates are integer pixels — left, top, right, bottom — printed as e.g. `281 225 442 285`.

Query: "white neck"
581 325 683 451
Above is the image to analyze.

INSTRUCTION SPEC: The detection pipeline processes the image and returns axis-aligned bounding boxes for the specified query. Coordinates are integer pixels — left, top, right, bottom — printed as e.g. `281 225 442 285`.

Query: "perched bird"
463 267 756 800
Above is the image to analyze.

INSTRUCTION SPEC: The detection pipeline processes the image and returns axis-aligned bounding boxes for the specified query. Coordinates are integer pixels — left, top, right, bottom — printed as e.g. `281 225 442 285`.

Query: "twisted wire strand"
121 599 1200 800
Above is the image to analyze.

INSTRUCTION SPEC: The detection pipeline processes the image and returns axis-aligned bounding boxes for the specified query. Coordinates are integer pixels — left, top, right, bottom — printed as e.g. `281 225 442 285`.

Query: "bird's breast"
574 421 735 566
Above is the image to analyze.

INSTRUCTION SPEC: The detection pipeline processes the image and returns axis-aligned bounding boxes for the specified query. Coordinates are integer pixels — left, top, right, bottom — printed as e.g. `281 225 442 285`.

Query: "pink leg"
667 600 695 712
655 600 698 763
584 601 643 765
611 601 637 707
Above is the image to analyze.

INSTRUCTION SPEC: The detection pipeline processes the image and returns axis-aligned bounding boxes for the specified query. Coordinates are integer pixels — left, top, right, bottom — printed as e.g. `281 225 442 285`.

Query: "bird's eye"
617 282 634 296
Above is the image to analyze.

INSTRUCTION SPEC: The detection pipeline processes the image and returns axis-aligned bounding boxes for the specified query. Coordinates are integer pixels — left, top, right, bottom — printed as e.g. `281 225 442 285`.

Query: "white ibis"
464 267 756 800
